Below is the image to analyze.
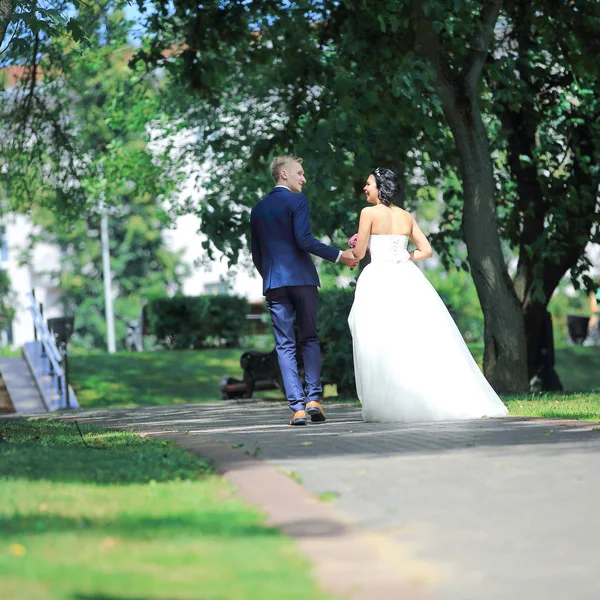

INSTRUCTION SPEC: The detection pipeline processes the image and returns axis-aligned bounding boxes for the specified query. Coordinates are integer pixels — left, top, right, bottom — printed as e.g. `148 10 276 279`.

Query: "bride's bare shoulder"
391 206 414 221
361 205 379 218
393 206 412 216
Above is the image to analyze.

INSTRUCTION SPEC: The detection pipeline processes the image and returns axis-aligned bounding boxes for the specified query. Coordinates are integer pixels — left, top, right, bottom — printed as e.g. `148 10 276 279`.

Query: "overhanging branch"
0 0 14 47
463 0 503 91
411 0 456 111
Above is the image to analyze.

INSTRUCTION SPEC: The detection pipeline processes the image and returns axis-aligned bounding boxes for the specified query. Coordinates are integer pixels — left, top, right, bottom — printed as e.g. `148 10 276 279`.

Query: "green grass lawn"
504 392 600 422
468 344 600 393
70 349 243 407
0 419 336 600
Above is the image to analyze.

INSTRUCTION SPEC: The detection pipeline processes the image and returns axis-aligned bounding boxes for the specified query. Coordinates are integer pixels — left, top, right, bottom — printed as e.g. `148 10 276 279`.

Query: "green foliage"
0 268 16 324
318 288 356 397
28 201 187 350
0 1 88 65
147 295 250 349
1 1 183 219
484 0 600 300
136 0 440 264
11 3 188 349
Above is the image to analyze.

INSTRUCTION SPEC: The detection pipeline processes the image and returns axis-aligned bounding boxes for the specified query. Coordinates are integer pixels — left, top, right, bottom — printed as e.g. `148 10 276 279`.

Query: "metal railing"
26 291 72 410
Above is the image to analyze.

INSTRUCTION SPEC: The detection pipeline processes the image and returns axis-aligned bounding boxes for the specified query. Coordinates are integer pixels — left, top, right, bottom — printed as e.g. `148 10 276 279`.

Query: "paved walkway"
59 401 600 600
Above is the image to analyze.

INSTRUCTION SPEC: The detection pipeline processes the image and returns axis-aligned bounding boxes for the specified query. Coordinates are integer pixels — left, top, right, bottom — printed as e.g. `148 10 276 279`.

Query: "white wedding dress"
348 235 509 423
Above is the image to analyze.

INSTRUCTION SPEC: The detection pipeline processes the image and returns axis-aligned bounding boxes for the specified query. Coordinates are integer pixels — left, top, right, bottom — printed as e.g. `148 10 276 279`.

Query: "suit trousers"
266 285 322 412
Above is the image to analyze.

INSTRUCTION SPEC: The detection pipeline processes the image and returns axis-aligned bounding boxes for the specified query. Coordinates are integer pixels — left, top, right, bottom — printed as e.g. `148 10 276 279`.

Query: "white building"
164 212 264 300
1 213 64 348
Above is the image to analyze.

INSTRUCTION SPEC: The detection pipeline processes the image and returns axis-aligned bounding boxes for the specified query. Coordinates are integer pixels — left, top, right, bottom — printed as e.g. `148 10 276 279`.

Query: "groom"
250 156 358 426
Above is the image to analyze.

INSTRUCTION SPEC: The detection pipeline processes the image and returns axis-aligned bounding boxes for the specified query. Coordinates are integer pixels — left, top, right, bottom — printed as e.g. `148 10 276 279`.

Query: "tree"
0 0 13 45
0 268 16 334
0 1 165 218
1 1 87 73
136 0 599 392
489 0 600 384
6 2 188 348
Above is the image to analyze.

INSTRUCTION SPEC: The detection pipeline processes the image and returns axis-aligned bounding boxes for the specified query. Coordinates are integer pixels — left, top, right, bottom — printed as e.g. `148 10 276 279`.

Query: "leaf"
66 18 86 43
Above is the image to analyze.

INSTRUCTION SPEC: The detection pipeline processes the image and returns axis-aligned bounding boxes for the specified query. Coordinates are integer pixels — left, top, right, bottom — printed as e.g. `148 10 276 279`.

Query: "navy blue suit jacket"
250 187 340 295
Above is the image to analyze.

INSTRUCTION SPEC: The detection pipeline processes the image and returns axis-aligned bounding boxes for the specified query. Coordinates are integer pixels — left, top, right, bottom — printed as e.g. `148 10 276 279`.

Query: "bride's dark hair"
371 167 401 207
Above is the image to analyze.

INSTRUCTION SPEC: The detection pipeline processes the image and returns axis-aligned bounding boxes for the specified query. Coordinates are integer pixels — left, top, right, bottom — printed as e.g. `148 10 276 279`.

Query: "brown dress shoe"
306 401 326 423
289 409 307 426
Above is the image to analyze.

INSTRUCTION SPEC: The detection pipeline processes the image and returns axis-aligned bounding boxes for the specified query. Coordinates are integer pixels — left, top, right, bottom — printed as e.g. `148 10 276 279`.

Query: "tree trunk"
499 99 563 389
444 94 529 393
412 0 528 393
522 301 562 391
0 0 14 47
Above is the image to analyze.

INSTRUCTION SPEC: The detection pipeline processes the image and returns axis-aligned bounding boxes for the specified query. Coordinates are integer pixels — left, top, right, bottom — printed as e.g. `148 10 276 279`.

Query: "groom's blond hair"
270 155 303 183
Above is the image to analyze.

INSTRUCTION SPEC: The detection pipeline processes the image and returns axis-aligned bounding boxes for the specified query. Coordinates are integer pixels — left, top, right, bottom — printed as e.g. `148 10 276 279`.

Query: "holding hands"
340 249 359 268
341 233 361 269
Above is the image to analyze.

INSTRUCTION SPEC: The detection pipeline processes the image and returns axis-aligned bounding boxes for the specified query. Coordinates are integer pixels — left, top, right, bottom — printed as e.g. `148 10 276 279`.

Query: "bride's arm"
351 208 373 260
409 216 433 262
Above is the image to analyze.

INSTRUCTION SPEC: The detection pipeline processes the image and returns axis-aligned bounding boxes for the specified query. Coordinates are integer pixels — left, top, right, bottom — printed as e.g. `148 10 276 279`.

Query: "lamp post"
98 161 116 354
100 210 116 354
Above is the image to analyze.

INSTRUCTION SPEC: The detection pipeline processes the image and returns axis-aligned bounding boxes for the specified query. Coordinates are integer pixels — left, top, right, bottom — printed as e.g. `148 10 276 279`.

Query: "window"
204 281 229 296
0 226 7 263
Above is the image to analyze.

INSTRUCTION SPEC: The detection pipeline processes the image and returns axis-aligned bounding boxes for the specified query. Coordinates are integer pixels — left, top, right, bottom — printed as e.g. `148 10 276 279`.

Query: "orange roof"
1 64 43 86
1 44 186 86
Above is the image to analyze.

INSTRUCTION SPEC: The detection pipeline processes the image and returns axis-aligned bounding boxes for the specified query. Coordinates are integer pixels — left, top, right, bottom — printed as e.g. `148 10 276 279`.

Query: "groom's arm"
250 213 264 276
292 195 341 263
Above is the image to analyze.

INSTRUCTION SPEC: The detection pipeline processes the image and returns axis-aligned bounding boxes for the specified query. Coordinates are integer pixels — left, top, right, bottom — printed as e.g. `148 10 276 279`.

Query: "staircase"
0 356 47 414
0 291 80 415
0 372 14 414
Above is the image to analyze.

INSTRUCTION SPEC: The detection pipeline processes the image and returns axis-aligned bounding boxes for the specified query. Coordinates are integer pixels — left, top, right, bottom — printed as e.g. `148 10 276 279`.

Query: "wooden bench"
220 347 305 400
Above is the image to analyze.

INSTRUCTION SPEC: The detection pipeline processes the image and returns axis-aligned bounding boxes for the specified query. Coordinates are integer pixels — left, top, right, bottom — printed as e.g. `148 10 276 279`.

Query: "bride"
348 167 509 423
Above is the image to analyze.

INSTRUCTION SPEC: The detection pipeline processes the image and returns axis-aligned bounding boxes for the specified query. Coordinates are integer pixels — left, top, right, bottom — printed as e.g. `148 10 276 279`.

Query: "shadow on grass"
0 512 279 539
0 419 212 484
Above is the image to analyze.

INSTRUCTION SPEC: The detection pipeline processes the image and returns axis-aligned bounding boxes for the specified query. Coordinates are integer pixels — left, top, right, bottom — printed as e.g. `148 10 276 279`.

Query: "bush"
318 287 357 398
147 295 249 349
